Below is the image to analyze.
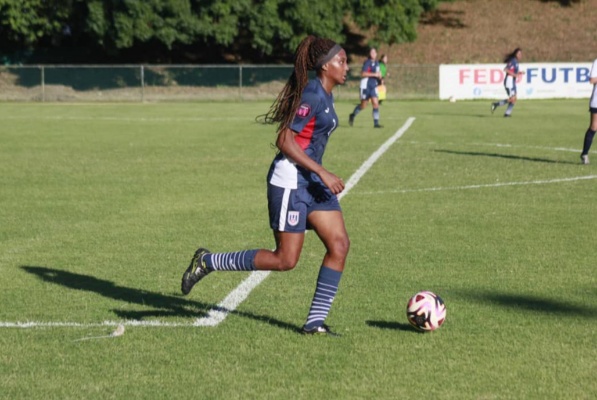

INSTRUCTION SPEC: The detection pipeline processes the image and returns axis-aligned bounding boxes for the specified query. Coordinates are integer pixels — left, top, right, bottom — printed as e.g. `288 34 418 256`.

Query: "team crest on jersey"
296 103 311 118
287 211 300 226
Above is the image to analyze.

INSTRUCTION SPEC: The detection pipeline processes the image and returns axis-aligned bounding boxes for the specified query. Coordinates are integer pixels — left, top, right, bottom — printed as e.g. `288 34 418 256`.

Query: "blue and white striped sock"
203 250 258 271
304 266 342 330
505 103 515 116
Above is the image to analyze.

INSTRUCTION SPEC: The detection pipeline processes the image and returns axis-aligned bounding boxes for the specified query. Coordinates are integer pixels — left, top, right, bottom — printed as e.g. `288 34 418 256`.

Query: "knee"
330 235 350 258
276 256 299 271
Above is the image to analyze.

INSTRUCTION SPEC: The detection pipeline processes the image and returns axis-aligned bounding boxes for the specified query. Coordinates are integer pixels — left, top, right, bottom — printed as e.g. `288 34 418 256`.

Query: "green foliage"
0 0 72 44
0 0 444 61
86 0 204 49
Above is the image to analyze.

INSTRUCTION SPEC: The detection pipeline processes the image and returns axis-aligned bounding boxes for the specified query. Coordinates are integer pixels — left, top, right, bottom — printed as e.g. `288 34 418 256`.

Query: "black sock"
582 129 596 155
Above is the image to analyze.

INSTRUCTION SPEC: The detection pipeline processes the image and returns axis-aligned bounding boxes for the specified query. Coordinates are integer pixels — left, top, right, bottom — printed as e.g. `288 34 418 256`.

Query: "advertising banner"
439 63 594 100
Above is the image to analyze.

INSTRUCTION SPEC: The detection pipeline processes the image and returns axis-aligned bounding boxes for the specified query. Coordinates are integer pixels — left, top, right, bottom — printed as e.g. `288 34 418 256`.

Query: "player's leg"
302 210 350 334
504 87 517 117
371 96 382 128
492 86 511 113
253 231 304 271
181 234 305 295
580 109 597 164
181 185 308 294
350 91 368 126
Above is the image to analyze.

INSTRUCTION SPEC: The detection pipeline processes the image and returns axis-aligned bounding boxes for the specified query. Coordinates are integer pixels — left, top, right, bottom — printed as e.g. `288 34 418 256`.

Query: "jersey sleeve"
362 59 372 73
290 91 322 133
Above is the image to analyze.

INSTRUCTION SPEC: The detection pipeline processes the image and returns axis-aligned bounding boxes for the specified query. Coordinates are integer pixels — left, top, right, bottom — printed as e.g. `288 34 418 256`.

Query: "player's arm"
589 76 597 84
504 67 520 77
361 70 381 79
276 128 344 194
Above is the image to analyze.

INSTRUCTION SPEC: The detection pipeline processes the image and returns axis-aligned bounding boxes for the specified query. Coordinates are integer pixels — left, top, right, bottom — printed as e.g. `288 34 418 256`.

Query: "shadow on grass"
21 266 302 333
460 290 597 318
366 320 421 333
435 149 577 164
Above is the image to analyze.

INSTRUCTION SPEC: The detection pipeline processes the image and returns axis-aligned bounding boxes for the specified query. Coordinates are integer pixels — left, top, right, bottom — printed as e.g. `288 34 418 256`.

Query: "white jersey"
590 58 597 109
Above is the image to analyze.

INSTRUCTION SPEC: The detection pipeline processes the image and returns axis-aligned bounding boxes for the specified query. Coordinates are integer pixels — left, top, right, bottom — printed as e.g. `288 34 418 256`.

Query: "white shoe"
581 154 589 165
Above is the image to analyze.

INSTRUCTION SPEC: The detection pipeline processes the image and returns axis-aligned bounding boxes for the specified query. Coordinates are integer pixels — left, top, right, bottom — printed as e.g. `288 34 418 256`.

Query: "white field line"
2 115 247 122
401 140 580 154
356 175 597 196
2 117 416 330
193 116 416 327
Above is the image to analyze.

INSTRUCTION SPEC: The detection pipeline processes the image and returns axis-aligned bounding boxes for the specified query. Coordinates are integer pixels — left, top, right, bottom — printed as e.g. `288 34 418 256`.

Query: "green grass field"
1 99 595 399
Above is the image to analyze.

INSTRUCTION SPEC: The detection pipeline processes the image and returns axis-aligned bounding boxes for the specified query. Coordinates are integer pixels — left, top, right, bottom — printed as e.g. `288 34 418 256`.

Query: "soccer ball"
406 291 446 332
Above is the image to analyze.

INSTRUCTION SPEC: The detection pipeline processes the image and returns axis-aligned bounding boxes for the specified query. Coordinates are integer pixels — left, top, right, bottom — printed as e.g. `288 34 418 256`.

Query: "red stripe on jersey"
294 117 315 150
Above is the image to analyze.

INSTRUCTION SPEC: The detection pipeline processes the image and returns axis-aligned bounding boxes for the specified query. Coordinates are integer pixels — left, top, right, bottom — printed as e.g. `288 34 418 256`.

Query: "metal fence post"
40 66 45 102
141 65 145 102
239 65 243 101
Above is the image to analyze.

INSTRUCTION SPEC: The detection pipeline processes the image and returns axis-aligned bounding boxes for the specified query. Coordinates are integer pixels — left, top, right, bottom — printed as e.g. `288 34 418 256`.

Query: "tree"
0 0 73 47
0 0 443 63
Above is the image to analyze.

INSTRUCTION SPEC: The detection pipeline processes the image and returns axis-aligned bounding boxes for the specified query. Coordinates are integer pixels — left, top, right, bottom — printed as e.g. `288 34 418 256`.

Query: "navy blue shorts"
505 86 517 98
589 107 597 114
267 183 342 233
360 86 378 100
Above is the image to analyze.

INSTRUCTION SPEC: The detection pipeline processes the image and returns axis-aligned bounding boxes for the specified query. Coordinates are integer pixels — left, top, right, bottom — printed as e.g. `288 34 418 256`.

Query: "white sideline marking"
193 117 417 327
357 175 597 195
402 140 581 154
0 118 416 330
3 115 246 122
0 320 196 328
193 271 271 326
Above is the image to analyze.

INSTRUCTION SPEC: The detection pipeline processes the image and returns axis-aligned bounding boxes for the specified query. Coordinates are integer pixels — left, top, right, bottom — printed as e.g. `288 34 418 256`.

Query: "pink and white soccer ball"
406 291 446 331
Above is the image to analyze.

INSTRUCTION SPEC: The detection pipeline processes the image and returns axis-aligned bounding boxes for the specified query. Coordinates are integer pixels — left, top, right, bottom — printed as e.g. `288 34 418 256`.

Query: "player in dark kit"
349 47 382 128
491 48 525 117
181 36 351 336
579 57 597 164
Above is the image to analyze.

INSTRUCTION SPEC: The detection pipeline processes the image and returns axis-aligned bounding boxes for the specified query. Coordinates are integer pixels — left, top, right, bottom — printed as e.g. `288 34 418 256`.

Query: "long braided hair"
504 48 521 63
259 35 338 135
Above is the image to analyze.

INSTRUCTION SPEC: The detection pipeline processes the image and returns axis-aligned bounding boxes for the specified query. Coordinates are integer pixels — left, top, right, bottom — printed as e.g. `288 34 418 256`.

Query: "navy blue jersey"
360 59 380 90
268 79 338 189
504 57 519 88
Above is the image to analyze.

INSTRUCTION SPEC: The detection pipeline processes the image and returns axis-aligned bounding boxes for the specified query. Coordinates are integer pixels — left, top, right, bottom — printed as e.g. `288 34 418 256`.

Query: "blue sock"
373 108 380 125
304 266 342 330
352 105 361 116
505 103 515 116
582 129 596 155
498 99 508 106
203 250 258 271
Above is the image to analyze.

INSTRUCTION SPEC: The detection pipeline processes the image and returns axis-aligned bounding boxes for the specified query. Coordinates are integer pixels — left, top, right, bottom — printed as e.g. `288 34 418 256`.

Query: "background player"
349 47 382 128
580 57 597 164
491 48 525 117
181 36 351 336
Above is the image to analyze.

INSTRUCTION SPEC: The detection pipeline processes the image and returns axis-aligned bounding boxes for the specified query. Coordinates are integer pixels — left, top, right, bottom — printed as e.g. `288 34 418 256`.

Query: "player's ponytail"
258 35 338 137
504 48 522 63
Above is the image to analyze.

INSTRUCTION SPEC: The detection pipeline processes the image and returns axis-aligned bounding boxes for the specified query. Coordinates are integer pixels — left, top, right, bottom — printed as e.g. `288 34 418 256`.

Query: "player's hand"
319 170 345 195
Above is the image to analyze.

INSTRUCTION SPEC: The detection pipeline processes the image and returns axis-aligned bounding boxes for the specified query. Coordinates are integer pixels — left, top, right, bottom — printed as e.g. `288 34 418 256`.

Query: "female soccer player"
181 36 350 336
349 47 382 128
491 48 525 117
580 57 597 165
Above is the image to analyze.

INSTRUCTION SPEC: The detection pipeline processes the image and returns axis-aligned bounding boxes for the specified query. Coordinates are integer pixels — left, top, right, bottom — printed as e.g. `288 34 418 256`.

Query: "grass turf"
0 99 595 399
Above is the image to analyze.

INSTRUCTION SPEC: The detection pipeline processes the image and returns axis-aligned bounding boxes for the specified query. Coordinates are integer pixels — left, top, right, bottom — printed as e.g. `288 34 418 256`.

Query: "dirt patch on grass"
371 0 597 65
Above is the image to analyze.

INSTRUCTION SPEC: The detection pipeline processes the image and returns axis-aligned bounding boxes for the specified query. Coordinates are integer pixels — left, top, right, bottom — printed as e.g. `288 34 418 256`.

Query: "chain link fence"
0 64 439 102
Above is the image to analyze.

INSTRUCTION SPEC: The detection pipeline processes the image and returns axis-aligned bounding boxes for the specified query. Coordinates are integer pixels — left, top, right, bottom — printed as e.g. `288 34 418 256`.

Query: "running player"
491 48 525 117
349 47 382 128
181 36 350 336
580 57 597 164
